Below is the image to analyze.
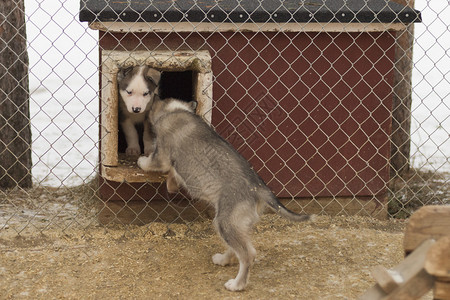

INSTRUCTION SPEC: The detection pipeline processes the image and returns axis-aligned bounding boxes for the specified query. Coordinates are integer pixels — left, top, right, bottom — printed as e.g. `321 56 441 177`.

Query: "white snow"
411 0 450 173
25 0 99 186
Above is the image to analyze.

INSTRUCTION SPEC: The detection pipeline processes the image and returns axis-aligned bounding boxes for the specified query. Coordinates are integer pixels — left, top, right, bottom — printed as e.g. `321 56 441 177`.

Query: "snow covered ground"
24 0 449 187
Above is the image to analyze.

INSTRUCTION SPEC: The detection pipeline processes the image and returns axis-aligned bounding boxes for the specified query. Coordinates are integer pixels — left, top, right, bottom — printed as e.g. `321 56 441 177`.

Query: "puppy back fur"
148 98 311 221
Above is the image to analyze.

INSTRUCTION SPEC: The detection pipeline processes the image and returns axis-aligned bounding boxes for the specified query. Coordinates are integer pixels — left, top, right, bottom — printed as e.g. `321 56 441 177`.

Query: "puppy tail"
264 191 315 222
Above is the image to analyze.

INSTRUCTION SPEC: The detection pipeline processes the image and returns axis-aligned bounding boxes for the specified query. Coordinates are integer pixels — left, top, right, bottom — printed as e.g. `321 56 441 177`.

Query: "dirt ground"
1 212 424 300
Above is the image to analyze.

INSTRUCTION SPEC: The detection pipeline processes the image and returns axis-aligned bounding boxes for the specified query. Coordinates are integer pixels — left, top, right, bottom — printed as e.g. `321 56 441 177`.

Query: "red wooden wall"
99 30 395 202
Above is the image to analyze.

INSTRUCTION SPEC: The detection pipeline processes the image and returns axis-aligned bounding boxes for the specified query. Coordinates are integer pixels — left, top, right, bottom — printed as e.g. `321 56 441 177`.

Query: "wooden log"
389 0 415 177
370 265 404 294
404 206 450 254
0 0 32 188
433 281 450 300
425 236 450 300
425 236 450 278
359 239 435 300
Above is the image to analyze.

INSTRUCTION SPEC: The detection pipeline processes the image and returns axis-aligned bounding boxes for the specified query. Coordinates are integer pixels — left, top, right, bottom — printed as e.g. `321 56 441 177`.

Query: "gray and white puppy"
118 66 161 156
137 97 313 291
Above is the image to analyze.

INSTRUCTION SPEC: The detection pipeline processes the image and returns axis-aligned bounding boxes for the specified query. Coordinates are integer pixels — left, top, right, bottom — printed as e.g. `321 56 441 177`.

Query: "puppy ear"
189 101 198 112
117 66 133 81
146 68 161 84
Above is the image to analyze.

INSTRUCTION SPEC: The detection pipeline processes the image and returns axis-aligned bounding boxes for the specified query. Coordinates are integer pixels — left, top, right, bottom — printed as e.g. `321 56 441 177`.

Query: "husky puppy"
137 97 313 291
117 66 161 156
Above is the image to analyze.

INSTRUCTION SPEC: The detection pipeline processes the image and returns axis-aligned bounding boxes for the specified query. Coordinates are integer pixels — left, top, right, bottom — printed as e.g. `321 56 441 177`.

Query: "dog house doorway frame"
100 50 213 183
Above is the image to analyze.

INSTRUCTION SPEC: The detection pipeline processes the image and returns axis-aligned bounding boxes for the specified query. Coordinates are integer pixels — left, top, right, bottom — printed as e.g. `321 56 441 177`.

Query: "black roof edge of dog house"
79 0 421 24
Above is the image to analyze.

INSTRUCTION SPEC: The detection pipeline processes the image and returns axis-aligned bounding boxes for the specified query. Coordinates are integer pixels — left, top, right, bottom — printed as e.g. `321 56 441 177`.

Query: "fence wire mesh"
0 0 448 236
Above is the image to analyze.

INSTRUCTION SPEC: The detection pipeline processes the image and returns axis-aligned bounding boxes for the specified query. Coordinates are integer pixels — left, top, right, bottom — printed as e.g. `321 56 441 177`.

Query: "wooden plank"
359 239 435 300
389 0 415 178
404 206 450 254
89 21 408 33
102 165 166 183
385 269 434 300
433 280 450 300
425 236 450 278
100 54 119 167
370 265 403 293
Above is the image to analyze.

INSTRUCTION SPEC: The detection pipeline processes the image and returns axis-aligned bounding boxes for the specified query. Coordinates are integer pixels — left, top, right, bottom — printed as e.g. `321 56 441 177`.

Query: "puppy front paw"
166 184 179 194
137 156 150 171
126 146 141 156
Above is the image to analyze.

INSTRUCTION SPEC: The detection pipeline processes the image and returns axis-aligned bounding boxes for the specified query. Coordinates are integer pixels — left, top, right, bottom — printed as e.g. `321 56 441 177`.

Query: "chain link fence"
1 0 449 235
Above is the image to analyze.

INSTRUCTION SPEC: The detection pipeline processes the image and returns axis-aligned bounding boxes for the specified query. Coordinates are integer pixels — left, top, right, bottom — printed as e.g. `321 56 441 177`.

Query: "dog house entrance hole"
160 71 194 101
100 50 212 183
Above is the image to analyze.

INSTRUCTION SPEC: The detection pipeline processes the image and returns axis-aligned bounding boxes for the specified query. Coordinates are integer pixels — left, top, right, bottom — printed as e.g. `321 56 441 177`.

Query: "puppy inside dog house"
100 50 212 184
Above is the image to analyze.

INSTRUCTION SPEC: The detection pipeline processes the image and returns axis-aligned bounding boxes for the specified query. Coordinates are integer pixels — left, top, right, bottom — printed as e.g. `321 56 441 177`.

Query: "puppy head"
149 97 197 124
118 66 161 114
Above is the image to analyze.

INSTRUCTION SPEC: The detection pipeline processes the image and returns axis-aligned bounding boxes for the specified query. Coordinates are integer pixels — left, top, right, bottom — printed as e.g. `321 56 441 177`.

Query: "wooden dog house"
80 0 421 220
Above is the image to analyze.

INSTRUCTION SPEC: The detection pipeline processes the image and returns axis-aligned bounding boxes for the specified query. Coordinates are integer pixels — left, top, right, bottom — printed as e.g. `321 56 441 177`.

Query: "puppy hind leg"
214 218 256 291
166 168 179 194
212 247 236 266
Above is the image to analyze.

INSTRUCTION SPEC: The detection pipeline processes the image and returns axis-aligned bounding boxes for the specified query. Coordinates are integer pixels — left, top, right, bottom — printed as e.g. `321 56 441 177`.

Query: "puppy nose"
132 107 141 113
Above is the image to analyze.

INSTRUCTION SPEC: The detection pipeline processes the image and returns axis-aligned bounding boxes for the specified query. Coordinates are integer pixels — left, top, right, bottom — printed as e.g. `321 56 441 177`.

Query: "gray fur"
137 97 313 291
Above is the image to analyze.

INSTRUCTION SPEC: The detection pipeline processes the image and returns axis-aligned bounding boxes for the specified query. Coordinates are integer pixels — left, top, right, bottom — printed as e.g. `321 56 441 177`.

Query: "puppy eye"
143 91 149 96
126 90 132 95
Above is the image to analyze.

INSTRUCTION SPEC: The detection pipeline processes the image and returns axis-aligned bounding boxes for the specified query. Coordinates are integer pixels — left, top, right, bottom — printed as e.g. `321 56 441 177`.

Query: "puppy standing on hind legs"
138 97 314 291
